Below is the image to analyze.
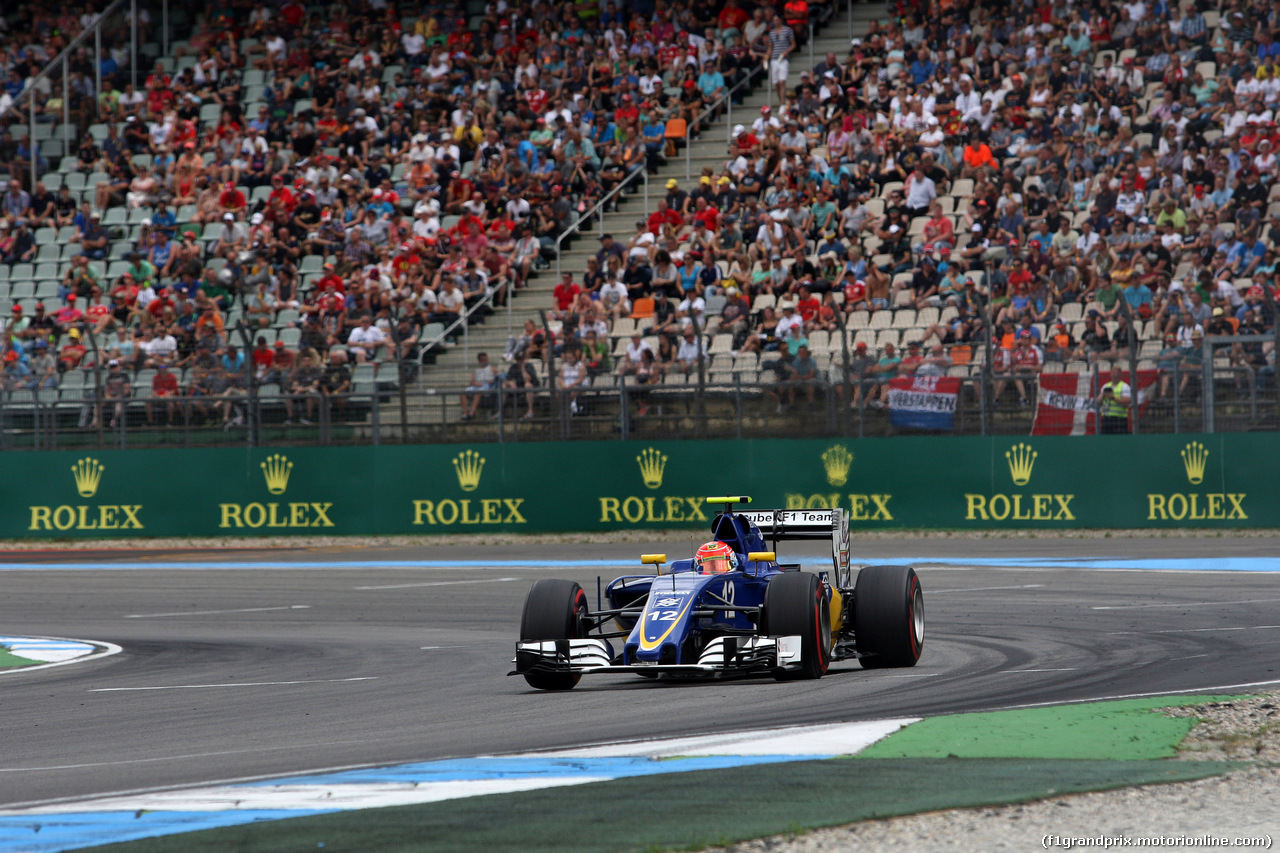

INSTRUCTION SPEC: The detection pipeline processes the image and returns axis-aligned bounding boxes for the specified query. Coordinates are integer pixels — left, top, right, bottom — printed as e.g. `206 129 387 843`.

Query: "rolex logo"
260 454 294 495
637 447 668 490
1005 443 1037 487
452 449 485 492
822 444 854 487
1181 441 1209 485
71 458 105 498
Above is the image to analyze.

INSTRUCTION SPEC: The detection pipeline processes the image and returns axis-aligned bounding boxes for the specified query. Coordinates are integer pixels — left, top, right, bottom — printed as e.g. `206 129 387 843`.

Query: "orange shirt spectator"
195 306 225 334
963 141 994 169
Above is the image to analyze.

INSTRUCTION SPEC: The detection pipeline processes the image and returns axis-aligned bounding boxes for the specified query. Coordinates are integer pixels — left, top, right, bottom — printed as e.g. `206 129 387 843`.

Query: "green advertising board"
3 433 1270 539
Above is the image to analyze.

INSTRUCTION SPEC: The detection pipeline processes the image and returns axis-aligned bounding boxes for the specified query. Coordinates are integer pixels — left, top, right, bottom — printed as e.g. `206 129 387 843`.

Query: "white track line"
355 577 520 591
1093 597 1280 610
90 677 378 692
994 678 1280 711
927 584 1046 594
124 605 310 619
1109 626 1280 635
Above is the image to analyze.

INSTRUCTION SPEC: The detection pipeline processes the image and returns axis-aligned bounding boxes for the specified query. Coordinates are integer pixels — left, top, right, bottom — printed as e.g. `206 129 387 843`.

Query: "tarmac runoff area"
0 537 1277 851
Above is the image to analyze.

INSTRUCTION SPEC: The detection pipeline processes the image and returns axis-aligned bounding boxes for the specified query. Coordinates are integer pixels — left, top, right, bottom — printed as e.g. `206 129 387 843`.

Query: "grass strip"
859 695 1239 761
83 757 1237 853
0 648 44 668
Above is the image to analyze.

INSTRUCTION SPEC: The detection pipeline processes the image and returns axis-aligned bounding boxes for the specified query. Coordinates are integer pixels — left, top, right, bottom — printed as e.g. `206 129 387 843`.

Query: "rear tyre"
763 571 830 680
519 579 588 690
854 565 924 668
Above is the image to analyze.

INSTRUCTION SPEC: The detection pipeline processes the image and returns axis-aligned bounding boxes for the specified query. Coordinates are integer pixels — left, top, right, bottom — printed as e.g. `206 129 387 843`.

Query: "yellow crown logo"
1181 441 1209 485
260 454 294 495
1005 443 1037 487
71 457 104 498
637 447 668 490
822 444 854 487
453 449 485 492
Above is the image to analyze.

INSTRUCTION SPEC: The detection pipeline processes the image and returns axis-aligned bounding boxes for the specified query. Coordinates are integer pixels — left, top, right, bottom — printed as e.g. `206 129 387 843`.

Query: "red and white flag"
1032 371 1158 435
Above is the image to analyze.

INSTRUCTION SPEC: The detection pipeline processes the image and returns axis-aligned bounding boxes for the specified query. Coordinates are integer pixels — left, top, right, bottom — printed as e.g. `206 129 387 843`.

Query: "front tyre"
854 565 924 668
519 579 588 690
763 571 830 680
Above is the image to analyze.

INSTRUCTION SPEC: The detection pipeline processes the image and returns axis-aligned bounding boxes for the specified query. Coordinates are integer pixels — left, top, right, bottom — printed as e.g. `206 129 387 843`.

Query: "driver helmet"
695 540 737 574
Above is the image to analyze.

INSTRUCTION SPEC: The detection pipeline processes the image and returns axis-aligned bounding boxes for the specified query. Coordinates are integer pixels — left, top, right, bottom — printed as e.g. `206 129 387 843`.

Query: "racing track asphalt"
0 537 1278 809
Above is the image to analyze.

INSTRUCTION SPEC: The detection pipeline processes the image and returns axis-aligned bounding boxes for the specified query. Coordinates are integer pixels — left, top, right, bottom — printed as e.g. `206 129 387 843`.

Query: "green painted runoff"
858 696 1238 761
0 648 43 668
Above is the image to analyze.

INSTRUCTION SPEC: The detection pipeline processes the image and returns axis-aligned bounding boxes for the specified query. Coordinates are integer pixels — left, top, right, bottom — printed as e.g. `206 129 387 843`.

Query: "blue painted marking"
249 754 829 787
0 754 831 852
0 810 335 853
0 557 1277 572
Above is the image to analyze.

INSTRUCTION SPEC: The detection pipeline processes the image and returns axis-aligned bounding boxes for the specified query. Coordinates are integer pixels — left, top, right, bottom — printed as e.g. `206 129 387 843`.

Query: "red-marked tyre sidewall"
763 571 830 680
854 565 924 669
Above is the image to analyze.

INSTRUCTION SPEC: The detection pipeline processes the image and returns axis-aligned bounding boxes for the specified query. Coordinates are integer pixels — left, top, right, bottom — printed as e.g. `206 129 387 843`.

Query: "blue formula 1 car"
511 497 924 690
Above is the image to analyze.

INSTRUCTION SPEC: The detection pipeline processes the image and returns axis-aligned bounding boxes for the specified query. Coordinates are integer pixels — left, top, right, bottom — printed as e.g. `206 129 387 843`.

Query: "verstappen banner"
1033 371 1158 435
887 375 962 430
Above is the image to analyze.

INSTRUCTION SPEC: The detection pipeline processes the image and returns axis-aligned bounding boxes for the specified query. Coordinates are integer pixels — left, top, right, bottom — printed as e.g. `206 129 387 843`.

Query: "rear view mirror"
747 551 776 563
641 553 668 575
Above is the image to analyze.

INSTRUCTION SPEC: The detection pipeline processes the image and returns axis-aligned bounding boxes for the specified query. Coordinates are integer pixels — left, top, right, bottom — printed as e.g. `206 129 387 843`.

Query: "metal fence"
3 343 1275 451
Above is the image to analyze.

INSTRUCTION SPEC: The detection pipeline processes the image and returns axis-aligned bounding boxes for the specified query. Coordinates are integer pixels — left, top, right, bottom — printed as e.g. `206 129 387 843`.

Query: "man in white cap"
215 212 247 255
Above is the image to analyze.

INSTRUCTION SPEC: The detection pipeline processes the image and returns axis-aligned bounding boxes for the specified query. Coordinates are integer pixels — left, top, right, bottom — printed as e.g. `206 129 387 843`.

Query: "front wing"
510 635 804 678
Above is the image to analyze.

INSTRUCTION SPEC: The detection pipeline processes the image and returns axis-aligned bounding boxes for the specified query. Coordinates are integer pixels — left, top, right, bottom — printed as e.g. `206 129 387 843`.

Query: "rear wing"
737 509 852 589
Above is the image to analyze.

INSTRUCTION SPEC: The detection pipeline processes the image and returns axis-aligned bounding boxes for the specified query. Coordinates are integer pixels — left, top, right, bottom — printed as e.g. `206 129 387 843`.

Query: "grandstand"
0 0 1276 447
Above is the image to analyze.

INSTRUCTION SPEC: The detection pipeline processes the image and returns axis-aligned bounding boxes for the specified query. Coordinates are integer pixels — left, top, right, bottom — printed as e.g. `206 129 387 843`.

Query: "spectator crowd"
0 0 1277 429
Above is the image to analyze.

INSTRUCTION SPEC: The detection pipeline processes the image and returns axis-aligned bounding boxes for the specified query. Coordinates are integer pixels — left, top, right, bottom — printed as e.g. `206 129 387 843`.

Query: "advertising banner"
2 433 1270 538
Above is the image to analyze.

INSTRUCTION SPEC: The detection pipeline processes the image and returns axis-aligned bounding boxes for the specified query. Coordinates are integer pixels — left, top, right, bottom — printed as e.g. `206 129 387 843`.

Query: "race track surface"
1 538 1277 809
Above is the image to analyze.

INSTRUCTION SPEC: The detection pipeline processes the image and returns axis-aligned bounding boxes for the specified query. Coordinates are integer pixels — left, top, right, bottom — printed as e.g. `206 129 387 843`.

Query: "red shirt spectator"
648 203 682 235
86 300 111 325
796 293 820 323
614 95 639 127
392 247 421 279
273 345 296 371
268 181 297 214
252 341 275 372
54 300 84 329
692 204 720 231
718 1 749 31
111 281 140 306
784 0 809 28
1012 336 1044 369
148 290 174 319
152 370 179 397
553 276 581 312
280 0 305 27
317 267 345 294
146 87 176 115
1008 265 1033 292
218 183 246 212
